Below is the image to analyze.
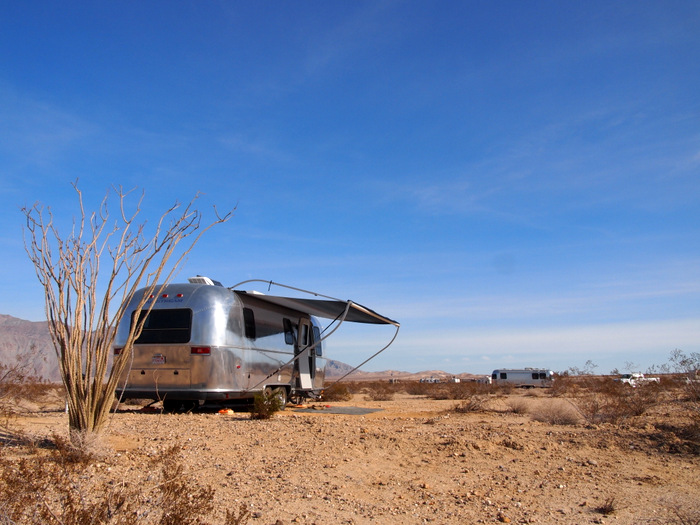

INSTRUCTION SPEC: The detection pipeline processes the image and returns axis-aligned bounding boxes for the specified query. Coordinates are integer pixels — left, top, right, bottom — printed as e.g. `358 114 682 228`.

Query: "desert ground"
2 385 699 525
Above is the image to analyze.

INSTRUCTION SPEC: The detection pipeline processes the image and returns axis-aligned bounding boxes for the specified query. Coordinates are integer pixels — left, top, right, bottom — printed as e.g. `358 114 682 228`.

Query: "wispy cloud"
0 84 97 170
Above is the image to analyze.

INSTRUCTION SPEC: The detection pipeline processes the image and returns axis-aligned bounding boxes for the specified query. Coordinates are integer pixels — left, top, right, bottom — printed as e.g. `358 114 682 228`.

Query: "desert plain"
2 384 699 525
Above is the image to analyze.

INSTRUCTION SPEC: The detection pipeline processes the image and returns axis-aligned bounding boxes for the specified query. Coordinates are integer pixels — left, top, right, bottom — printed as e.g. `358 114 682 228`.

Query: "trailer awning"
234 291 399 326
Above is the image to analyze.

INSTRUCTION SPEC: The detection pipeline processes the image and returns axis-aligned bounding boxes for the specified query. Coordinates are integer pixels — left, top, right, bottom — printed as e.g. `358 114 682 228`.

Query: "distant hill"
0 314 60 381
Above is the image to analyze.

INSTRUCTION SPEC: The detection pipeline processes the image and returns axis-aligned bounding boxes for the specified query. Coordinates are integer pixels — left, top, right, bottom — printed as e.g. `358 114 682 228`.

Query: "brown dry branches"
22 183 233 436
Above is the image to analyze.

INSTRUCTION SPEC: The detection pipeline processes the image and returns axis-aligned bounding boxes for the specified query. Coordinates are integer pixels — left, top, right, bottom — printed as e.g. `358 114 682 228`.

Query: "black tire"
264 387 288 410
162 399 197 413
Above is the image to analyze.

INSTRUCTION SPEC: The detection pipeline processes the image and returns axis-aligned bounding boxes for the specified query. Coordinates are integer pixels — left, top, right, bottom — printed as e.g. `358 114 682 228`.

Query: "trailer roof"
234 291 399 326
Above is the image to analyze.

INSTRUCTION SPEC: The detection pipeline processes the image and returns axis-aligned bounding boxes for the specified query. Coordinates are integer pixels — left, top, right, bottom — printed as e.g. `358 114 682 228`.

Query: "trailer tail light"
191 346 211 355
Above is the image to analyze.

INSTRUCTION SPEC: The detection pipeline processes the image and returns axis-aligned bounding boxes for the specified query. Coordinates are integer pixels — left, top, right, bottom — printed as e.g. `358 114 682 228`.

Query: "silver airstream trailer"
491 368 554 388
114 277 399 411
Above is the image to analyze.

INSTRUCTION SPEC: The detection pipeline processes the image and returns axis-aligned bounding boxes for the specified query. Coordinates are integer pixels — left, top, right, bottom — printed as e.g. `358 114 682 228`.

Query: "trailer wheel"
163 400 197 413
264 387 288 410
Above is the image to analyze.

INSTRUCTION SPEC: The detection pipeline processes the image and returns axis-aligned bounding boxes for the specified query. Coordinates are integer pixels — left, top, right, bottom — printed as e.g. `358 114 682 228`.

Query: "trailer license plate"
152 354 166 365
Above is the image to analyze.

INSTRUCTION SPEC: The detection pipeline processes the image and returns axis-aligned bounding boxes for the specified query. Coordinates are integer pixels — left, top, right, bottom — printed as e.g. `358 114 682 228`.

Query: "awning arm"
229 279 345 302
325 322 401 386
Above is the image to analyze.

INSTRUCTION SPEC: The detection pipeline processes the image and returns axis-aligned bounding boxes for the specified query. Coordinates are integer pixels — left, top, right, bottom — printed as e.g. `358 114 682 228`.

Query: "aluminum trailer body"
491 368 554 388
114 277 399 409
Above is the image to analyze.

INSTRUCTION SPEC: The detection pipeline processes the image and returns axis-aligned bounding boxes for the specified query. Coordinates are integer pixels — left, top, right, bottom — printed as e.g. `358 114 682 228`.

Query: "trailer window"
283 318 294 345
539 372 547 380
532 373 539 380
500 373 507 380
300 324 309 346
133 309 192 344
312 326 322 356
243 308 256 340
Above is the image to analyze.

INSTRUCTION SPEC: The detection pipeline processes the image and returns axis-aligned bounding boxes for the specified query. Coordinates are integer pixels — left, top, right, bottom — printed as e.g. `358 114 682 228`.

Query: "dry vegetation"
1 374 699 524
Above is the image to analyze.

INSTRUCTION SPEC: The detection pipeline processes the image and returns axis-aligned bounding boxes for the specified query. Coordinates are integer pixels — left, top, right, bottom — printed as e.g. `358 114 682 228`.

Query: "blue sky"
1 1 698 374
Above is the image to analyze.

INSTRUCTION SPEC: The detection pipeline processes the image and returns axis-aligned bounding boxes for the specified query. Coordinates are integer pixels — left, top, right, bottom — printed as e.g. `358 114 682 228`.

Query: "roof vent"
188 276 223 286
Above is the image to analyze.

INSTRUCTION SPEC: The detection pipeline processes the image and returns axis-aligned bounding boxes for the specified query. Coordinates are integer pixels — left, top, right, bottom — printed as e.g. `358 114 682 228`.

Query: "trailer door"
296 318 315 390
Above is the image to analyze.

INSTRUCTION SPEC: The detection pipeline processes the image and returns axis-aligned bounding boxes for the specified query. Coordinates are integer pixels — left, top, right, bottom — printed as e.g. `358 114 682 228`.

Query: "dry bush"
507 398 531 415
322 383 353 401
530 399 581 426
566 377 663 425
363 382 396 401
401 381 435 396
0 346 50 420
550 375 580 397
452 395 489 413
522 388 543 397
0 444 246 525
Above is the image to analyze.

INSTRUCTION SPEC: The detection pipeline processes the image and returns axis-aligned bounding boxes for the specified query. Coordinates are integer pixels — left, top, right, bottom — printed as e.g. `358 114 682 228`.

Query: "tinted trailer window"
133 309 192 344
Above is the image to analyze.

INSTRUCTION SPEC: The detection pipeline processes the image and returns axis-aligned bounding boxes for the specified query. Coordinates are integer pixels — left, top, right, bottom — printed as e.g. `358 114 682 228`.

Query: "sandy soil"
5 392 700 525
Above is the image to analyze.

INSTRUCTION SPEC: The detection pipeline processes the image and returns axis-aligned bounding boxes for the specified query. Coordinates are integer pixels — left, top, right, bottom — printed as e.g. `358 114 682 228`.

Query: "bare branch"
22 184 233 435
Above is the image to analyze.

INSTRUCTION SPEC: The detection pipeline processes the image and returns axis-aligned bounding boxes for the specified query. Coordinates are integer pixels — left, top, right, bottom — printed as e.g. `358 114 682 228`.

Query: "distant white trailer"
491 368 554 388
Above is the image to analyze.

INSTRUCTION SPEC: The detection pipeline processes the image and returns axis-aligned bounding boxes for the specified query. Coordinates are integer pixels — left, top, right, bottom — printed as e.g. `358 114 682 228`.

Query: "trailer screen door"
296 319 314 390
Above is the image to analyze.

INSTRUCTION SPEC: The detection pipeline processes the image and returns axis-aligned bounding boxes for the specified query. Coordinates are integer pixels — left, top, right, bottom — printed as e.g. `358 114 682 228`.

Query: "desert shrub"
0 346 50 421
403 381 438 397
363 382 395 401
250 390 283 420
341 381 367 395
566 377 663 425
530 399 581 425
0 444 239 525
452 395 488 413
495 382 515 396
550 375 579 397
507 398 531 414
523 387 543 397
155 445 216 525
322 383 353 401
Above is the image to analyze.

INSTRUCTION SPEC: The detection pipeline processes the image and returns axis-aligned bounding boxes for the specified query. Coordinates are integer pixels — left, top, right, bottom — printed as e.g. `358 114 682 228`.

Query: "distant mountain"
324 359 357 378
0 314 60 381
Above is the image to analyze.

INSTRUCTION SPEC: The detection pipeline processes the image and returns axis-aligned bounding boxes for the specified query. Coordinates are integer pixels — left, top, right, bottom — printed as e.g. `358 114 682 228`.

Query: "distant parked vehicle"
616 373 660 387
491 368 554 388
